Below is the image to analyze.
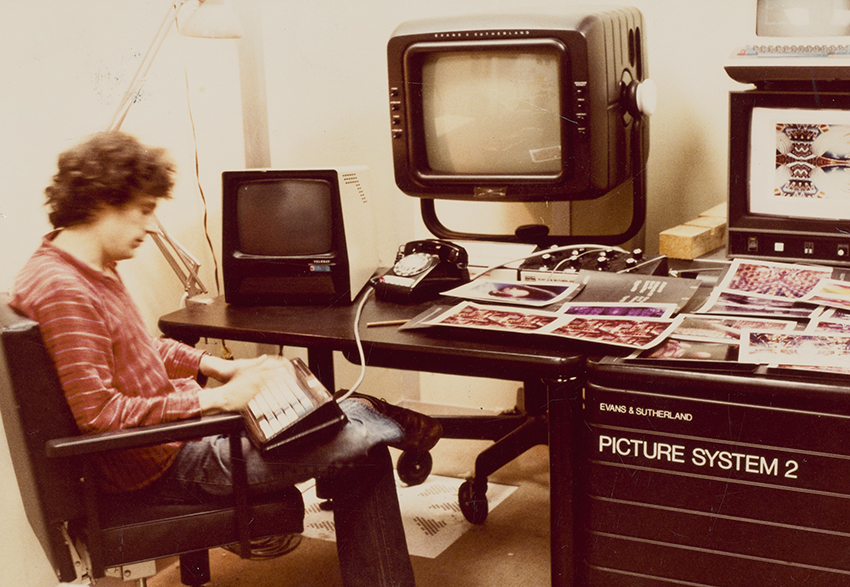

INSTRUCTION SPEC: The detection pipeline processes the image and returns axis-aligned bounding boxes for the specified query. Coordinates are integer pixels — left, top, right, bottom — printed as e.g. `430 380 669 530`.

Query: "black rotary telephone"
373 239 470 303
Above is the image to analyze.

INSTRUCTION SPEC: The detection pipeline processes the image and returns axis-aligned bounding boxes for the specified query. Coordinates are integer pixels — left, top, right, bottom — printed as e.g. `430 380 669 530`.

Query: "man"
11 130 441 587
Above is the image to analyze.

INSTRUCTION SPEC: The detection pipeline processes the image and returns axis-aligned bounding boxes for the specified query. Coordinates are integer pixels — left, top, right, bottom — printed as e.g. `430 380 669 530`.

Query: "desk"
159 293 586 587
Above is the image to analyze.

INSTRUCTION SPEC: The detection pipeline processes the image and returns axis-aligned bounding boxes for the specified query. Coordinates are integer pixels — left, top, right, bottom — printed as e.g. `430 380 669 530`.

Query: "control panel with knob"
518 246 669 280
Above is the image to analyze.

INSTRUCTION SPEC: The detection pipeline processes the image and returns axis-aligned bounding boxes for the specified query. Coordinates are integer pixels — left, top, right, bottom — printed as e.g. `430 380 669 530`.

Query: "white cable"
334 287 372 402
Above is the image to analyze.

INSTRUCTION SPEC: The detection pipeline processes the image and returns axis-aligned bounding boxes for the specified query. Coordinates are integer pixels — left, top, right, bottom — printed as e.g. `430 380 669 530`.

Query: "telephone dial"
373 239 469 303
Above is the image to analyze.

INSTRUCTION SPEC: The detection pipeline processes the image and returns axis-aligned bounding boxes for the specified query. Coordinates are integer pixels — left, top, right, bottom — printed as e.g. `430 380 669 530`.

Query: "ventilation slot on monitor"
342 173 368 205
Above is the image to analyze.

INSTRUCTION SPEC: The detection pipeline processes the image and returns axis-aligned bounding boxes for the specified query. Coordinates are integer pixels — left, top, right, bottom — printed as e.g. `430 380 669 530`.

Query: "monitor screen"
749 106 850 221
420 47 562 176
236 179 334 257
757 0 850 37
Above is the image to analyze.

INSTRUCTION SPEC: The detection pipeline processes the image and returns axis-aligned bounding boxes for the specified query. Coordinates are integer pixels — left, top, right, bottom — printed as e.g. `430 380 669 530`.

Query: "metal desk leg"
547 374 582 587
308 348 335 392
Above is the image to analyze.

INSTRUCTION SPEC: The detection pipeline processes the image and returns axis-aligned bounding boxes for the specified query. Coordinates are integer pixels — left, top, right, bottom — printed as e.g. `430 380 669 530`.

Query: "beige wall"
0 1 752 584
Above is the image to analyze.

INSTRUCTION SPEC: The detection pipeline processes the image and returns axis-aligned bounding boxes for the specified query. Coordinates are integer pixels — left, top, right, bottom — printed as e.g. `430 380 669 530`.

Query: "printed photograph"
696 291 820 319
772 363 850 376
717 259 833 300
807 317 850 335
424 302 679 349
559 302 676 319
441 279 581 307
544 315 680 349
671 314 795 344
632 339 736 361
819 307 850 321
739 330 850 368
800 278 850 311
425 301 559 332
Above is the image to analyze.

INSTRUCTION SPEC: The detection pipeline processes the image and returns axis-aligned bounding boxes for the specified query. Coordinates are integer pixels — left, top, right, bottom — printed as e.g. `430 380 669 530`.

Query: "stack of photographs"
636 259 850 373
407 271 698 350
418 301 681 350
409 258 850 370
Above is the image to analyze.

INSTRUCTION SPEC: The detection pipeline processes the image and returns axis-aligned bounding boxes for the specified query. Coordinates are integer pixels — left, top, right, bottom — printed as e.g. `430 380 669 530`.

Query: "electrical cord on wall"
184 69 222 296
183 67 232 357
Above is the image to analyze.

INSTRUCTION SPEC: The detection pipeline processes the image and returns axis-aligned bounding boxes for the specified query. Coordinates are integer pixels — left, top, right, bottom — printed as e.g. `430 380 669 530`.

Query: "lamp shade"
177 0 243 39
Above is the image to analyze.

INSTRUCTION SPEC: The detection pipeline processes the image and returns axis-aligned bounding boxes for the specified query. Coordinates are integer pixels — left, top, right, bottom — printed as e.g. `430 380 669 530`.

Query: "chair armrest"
45 413 245 458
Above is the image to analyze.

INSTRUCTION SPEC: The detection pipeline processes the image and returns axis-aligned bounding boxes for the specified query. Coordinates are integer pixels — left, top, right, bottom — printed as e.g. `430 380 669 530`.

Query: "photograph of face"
441 279 580 307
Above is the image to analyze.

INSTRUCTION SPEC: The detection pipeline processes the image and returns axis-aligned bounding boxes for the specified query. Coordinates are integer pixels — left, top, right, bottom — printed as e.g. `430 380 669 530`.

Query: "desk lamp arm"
150 217 208 300
106 0 240 304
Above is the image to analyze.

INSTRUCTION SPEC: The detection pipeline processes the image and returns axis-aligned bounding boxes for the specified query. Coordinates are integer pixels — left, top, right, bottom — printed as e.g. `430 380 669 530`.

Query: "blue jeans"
145 399 416 587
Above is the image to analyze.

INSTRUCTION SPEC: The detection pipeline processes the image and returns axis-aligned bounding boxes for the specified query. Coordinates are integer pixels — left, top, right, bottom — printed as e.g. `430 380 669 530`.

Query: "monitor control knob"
635 79 657 116
623 78 657 117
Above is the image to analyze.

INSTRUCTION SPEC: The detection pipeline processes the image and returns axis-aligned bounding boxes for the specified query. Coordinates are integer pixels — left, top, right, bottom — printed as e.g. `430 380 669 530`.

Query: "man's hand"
198 355 296 414
200 353 269 383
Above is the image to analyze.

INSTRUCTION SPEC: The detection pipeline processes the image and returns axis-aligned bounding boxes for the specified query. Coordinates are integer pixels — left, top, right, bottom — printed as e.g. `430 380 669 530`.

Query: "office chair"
0 298 305 586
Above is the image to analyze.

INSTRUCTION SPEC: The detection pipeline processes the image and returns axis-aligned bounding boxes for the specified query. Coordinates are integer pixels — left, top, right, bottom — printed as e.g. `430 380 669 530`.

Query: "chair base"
435 379 550 524
179 550 210 587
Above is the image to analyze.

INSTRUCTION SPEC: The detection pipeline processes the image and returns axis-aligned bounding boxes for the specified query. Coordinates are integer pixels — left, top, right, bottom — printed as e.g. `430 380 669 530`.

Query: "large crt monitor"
386 8 651 203
222 167 378 306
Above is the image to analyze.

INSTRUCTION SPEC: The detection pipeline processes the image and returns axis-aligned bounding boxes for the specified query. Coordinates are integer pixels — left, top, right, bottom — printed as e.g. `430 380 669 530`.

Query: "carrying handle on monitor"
421 115 648 248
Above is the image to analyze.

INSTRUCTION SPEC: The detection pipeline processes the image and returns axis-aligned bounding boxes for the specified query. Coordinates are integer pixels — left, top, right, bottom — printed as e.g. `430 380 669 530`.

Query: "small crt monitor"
728 90 850 267
387 8 650 202
726 0 850 85
222 167 379 305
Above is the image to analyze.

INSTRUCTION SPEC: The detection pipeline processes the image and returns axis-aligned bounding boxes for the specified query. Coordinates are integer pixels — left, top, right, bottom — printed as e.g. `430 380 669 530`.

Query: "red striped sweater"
10 234 206 492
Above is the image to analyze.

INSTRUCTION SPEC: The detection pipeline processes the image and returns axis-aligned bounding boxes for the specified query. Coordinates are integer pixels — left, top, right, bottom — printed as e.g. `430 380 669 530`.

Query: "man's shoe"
350 392 442 453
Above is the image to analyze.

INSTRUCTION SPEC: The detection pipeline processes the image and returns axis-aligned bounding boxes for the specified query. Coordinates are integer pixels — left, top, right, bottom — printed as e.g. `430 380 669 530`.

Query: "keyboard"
737 44 850 57
242 358 347 451
726 44 850 84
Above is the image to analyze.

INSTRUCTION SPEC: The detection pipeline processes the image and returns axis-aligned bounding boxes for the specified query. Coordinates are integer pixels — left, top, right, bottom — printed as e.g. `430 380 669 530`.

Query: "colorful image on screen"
749 107 850 220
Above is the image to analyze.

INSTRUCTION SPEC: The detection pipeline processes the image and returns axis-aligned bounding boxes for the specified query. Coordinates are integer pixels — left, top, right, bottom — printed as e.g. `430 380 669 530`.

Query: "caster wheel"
459 479 488 524
397 450 432 486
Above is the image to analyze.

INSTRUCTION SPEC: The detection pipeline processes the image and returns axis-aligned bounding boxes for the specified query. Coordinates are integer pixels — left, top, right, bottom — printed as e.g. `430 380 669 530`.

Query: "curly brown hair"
45 131 176 228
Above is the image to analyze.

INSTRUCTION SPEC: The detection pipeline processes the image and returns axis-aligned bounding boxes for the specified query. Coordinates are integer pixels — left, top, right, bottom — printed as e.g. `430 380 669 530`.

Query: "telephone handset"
374 239 470 303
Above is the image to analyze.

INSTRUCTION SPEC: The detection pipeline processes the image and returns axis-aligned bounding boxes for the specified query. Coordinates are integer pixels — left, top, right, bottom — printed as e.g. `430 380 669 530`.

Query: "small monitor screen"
748 106 850 220
236 179 334 256
420 48 562 175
